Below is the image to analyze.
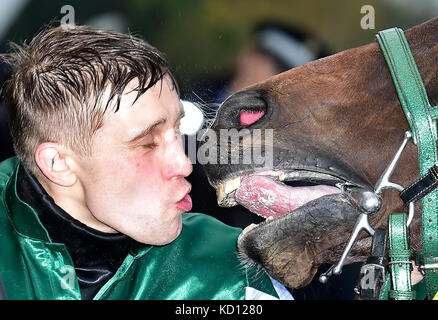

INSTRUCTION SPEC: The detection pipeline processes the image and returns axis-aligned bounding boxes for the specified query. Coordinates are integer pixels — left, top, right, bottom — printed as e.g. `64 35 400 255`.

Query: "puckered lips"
176 194 193 212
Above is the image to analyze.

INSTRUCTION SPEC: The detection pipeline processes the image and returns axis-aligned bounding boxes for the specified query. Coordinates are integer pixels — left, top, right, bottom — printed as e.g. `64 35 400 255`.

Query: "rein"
319 27 438 300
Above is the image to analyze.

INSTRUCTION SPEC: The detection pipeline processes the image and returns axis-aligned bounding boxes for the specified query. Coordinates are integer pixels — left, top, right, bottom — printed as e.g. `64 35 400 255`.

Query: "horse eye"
240 110 265 127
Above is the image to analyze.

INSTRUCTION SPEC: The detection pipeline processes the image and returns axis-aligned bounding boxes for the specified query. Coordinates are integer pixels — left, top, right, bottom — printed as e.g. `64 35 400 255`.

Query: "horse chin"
218 171 366 288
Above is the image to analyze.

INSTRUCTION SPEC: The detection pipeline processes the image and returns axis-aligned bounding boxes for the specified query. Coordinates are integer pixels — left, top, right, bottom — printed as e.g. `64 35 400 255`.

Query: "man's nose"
162 135 193 180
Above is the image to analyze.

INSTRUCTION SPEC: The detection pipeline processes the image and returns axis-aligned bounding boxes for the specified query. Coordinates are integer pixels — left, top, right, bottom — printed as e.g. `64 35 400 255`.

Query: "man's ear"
34 142 77 187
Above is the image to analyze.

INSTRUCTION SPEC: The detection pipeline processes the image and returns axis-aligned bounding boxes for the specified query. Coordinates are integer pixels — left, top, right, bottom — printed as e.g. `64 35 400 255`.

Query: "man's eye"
143 142 158 149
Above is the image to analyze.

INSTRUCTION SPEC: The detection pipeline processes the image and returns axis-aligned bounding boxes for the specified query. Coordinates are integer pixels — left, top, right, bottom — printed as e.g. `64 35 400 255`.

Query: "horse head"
201 17 438 288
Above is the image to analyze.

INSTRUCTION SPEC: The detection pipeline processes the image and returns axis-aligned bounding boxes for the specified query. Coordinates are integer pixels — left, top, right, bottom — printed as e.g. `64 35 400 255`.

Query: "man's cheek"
129 151 163 175
97 156 162 196
105 154 152 177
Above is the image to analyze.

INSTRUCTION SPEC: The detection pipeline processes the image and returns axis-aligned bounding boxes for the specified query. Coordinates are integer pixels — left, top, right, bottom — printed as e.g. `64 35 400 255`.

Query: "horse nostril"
240 110 265 127
214 90 271 129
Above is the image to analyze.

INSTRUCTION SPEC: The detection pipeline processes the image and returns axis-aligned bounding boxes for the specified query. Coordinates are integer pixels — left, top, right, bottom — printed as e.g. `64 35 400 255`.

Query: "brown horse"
201 17 438 289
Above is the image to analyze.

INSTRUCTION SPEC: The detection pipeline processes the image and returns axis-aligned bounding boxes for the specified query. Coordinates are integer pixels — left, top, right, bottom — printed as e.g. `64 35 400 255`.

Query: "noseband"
318 27 438 300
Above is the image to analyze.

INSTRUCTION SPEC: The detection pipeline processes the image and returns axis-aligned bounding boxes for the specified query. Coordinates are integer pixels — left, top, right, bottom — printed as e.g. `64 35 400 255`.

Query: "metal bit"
320 131 413 282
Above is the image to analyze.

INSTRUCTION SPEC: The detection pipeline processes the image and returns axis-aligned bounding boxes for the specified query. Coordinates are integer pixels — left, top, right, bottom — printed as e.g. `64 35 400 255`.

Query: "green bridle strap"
388 212 415 299
376 27 438 299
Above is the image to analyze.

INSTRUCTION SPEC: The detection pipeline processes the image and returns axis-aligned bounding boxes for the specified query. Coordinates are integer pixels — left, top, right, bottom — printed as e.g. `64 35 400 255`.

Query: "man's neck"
36 171 117 233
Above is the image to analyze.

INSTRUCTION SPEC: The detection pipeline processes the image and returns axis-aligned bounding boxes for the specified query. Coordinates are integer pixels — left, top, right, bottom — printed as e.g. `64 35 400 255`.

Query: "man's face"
76 77 193 245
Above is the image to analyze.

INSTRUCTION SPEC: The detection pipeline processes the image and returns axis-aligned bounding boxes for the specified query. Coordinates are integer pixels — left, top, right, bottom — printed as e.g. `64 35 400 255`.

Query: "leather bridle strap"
399 163 438 205
388 212 415 299
376 27 438 299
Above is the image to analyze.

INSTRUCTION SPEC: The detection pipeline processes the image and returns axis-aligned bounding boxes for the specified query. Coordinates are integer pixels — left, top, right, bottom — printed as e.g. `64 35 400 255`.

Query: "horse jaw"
237 193 362 288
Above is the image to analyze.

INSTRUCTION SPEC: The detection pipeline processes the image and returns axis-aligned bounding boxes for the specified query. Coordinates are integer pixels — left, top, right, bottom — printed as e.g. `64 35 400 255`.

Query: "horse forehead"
262 44 373 93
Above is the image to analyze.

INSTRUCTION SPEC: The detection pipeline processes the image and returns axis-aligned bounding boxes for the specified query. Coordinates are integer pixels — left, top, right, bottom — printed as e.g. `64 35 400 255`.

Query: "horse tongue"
235 175 340 219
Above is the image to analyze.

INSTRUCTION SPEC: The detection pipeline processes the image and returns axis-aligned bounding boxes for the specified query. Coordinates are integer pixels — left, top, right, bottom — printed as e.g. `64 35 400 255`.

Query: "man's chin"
133 217 183 246
162 221 183 245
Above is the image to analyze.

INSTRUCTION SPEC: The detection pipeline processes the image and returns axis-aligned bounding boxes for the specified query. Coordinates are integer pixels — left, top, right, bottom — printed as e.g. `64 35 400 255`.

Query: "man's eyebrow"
126 118 166 144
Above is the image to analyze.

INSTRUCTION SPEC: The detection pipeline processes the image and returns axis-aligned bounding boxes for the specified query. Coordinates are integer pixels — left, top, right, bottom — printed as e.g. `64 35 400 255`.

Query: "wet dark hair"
1 24 178 173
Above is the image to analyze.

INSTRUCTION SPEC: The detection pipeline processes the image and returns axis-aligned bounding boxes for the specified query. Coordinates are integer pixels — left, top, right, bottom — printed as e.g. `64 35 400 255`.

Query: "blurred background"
0 0 436 299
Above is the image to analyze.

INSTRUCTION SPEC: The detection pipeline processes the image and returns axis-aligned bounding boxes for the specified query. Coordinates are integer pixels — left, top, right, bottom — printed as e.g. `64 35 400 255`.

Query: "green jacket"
0 157 282 300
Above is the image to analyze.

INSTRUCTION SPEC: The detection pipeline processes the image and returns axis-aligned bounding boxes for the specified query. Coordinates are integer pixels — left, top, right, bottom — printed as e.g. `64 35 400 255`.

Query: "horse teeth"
224 176 241 193
217 177 241 207
242 223 258 234
238 223 259 243
278 172 286 182
266 216 275 222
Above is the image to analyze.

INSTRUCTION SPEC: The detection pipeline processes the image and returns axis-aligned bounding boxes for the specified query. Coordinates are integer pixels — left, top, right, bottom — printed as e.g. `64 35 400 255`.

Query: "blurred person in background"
215 21 329 103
